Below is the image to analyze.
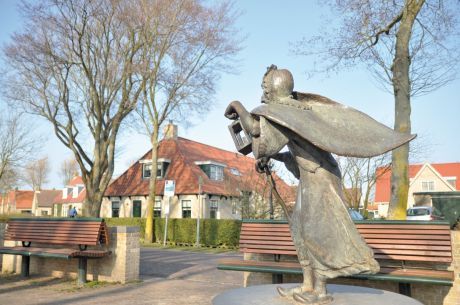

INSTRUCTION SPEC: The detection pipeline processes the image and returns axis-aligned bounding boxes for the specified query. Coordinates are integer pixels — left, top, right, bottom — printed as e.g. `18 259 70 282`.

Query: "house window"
231 200 237 215
182 200 191 218
143 162 170 179
41 210 49 216
210 200 218 219
199 164 224 181
143 164 152 179
421 181 435 191
446 178 457 189
157 162 170 179
112 201 120 218
154 200 161 218
133 200 142 217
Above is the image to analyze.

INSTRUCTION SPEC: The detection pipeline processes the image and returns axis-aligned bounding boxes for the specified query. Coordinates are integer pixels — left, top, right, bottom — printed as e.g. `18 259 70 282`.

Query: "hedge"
106 217 241 247
153 218 241 247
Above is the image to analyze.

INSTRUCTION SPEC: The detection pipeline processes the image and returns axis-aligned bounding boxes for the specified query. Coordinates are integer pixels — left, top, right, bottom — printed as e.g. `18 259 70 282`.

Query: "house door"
133 200 142 217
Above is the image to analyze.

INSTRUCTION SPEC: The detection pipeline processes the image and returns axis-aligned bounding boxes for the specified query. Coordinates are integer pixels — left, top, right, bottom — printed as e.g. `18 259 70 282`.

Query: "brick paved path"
0 248 243 305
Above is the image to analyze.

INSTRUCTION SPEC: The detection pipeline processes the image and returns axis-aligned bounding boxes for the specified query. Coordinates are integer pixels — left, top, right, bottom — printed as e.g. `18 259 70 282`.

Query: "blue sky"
1 1 459 188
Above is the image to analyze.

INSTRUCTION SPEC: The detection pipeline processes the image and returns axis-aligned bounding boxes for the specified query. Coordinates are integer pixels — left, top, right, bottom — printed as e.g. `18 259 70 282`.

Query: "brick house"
374 162 460 217
52 176 86 217
0 189 34 214
102 125 294 219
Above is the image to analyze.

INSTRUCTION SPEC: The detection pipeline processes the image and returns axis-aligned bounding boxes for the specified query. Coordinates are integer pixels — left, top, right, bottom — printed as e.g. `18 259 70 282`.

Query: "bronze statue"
225 65 415 305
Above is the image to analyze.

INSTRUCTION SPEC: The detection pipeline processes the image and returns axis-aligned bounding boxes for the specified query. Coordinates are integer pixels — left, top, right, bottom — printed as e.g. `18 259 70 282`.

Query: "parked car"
348 209 364 220
406 206 443 221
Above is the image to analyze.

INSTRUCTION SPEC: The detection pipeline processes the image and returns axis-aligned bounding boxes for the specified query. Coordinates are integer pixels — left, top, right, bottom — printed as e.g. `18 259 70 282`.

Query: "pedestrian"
69 206 77 218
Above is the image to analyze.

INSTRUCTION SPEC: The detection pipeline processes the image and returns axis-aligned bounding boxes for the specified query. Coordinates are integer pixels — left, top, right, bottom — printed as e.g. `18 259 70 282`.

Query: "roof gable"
374 162 460 203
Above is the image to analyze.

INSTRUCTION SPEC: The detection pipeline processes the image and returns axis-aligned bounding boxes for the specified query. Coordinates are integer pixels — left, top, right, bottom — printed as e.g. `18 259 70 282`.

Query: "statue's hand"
224 100 243 120
255 157 270 174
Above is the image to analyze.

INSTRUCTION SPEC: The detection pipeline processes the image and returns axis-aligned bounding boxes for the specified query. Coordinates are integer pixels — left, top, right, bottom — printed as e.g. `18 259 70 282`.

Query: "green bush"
105 217 147 239
154 218 241 247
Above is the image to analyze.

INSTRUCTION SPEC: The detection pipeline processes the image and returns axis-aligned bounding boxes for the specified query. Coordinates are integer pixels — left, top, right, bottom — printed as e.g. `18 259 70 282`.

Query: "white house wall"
101 194 241 220
408 166 454 208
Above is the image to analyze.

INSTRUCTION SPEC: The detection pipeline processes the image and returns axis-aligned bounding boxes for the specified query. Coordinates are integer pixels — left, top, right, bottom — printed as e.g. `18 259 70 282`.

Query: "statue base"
212 284 423 305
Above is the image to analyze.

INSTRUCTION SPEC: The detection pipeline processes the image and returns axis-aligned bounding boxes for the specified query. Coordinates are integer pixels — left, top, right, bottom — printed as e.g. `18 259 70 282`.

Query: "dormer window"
230 168 241 176
446 177 457 189
142 163 152 179
141 158 171 179
195 161 225 181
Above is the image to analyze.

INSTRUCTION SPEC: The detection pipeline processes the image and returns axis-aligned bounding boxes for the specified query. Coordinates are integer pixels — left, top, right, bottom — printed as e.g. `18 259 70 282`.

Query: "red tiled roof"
53 176 86 204
106 137 295 202
68 176 84 186
374 162 460 203
13 190 34 210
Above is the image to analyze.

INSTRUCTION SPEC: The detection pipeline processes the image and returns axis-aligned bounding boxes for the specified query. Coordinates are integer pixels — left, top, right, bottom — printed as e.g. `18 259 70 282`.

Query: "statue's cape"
251 92 416 158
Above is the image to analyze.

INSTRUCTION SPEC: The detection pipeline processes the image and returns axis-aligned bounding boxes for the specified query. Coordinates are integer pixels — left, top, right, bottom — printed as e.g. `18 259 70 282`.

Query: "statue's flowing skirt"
290 168 379 279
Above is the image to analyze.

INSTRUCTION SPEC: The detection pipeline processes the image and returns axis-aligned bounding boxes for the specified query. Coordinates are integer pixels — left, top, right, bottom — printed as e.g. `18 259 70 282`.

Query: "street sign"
164 180 175 197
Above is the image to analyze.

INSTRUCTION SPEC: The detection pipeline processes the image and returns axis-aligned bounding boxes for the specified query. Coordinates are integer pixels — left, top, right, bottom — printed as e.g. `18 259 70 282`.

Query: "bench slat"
364 239 451 246
243 248 298 255
356 224 450 230
358 229 451 235
368 244 451 251
361 234 451 240
240 244 297 251
239 239 295 246
374 254 452 262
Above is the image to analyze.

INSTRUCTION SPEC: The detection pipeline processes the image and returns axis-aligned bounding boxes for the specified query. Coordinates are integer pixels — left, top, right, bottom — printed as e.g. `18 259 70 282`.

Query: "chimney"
163 122 178 140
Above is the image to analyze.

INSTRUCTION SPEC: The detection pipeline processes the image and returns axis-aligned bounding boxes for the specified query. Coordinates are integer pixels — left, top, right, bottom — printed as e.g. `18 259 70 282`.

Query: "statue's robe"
250 92 414 279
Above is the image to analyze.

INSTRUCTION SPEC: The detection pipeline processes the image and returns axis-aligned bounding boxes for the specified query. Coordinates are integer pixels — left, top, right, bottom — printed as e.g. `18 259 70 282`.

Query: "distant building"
102 124 295 219
53 176 86 216
32 189 61 216
0 189 34 214
374 162 460 217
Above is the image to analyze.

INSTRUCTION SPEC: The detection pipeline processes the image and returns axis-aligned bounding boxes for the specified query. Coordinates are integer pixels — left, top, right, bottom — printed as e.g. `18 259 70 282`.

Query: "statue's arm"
272 152 300 179
224 101 260 136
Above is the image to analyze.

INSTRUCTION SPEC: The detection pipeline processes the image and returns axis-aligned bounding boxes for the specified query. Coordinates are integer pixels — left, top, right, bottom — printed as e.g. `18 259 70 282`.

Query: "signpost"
163 180 175 246
196 176 203 247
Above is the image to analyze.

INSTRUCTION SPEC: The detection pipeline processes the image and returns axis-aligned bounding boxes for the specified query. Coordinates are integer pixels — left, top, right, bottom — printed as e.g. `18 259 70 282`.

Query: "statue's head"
261 65 294 103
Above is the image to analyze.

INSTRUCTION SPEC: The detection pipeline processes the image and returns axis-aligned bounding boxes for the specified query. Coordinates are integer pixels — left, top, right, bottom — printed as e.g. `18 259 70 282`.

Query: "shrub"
154 218 241 247
105 217 147 239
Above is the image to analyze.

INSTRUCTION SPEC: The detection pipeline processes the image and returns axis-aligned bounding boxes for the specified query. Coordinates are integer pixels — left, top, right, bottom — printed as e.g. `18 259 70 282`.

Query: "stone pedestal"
213 284 423 305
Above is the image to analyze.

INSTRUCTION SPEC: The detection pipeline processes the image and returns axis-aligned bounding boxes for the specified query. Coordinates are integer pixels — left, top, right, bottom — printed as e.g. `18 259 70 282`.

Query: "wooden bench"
0 217 111 285
218 219 454 296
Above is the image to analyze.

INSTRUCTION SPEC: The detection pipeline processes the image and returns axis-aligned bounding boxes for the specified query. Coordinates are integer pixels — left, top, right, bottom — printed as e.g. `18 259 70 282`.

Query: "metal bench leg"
77 257 87 286
399 283 411 296
21 256 30 277
272 273 283 284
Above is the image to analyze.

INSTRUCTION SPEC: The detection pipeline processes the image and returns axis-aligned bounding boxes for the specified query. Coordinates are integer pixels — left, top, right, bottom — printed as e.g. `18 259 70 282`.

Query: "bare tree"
337 154 391 216
0 113 38 191
23 157 50 190
129 0 242 242
59 158 80 186
3 0 147 216
293 0 460 219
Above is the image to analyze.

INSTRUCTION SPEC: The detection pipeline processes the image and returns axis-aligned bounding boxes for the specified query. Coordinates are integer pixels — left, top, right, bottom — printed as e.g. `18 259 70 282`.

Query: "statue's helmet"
261 65 294 103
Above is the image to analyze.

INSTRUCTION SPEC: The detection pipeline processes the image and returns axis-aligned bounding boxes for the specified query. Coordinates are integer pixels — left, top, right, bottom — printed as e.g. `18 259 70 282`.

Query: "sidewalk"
0 248 243 305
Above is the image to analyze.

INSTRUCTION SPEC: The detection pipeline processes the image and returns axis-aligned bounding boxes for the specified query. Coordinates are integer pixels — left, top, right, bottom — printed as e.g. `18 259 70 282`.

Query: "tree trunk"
145 124 160 243
388 0 424 220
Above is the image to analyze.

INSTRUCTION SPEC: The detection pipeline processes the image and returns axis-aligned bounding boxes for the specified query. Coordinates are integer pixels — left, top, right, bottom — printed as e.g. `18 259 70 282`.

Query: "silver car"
406 206 443 221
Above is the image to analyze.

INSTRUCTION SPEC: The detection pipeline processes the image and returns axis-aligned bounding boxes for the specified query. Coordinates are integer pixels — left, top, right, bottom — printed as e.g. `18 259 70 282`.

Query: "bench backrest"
4 218 110 246
240 220 452 263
